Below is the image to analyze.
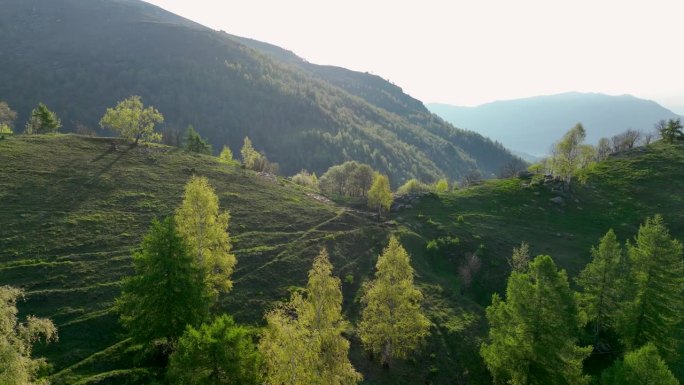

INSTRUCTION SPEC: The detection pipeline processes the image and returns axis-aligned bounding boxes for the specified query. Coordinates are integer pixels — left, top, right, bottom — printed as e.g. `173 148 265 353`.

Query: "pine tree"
24 103 61 134
507 241 530 273
219 145 237 165
175 176 237 300
0 286 57 385
184 125 212 155
358 236 430 367
601 343 679 385
480 255 592 385
576 229 623 341
367 173 392 219
616 215 683 361
167 315 262 385
259 250 361 385
116 218 209 347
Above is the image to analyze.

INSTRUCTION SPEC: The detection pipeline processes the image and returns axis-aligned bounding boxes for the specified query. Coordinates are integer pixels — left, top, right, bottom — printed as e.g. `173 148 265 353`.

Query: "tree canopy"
358 236 430 367
601 343 679 385
99 95 163 144
24 103 61 134
367 173 392 218
0 101 18 134
184 125 212 155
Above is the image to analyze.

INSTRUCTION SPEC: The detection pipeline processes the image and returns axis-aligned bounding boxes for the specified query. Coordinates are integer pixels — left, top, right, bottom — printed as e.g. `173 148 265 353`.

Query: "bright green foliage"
550 123 590 185
480 255 592 385
167 315 262 385
260 250 361 385
433 178 449 193
507 242 530 273
358 237 430 367
576 229 623 340
24 103 61 134
291 170 319 189
175 176 237 299
0 286 58 385
601 343 679 385
240 137 261 170
396 178 431 195
659 118 684 144
184 126 212 155
116 217 209 346
219 145 237 165
0 101 17 134
367 173 392 218
616 215 683 360
99 95 163 144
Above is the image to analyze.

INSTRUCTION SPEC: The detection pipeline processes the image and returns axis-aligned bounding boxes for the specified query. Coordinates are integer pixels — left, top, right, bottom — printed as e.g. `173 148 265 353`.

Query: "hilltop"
428 92 681 156
1 135 682 384
0 0 520 184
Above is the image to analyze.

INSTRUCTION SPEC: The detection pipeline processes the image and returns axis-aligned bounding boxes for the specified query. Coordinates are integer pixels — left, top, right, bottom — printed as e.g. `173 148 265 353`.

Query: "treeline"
529 119 684 187
481 215 683 384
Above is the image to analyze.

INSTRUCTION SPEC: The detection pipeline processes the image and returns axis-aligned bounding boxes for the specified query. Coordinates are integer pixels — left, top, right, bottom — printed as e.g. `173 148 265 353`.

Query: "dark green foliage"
184 126 212 155
24 102 61 134
319 161 375 196
601 343 679 385
167 315 262 385
116 217 209 348
480 255 592 385
0 0 520 182
616 215 683 361
659 118 684 144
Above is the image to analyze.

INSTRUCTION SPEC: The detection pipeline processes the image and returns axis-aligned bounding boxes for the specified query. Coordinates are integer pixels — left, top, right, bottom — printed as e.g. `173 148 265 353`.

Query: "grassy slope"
0 135 386 384
1 136 682 384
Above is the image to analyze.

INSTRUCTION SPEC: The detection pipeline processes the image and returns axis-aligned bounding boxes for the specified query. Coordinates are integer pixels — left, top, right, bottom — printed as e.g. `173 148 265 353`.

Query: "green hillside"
0 0 520 185
1 135 682 384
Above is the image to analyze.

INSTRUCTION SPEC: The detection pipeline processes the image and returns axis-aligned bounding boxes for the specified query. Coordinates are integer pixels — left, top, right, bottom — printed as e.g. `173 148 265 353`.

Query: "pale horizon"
143 0 684 115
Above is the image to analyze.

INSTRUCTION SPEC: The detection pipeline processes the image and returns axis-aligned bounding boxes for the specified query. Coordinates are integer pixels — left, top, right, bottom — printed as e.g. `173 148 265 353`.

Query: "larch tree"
433 178 449 193
24 103 61 134
99 95 163 144
616 215 683 362
550 123 587 186
480 255 592 385
116 218 209 348
507 242 530 273
219 145 237 165
600 343 679 385
240 137 261 170
167 314 262 385
175 176 237 300
259 250 361 385
0 286 58 385
358 236 430 368
184 126 212 155
576 229 623 342
366 173 392 219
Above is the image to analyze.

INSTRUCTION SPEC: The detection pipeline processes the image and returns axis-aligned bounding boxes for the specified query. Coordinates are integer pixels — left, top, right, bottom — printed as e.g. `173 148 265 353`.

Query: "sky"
143 0 684 114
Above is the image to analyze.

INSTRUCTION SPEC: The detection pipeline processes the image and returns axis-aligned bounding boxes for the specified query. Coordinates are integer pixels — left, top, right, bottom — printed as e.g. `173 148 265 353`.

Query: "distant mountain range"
428 93 682 156
0 0 520 183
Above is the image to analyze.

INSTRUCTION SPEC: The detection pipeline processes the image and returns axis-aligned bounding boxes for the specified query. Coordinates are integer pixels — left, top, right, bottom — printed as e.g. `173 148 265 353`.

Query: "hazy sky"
144 0 684 114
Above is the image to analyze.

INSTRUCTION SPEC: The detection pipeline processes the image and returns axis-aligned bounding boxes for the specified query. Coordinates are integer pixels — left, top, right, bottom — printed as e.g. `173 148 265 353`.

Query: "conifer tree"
116 218 208 348
24 103 61 134
259 250 360 385
480 255 592 385
0 286 58 385
601 343 679 385
175 176 237 300
507 241 530 273
367 173 392 219
184 125 212 155
616 215 683 361
576 229 623 341
358 236 430 367
240 136 262 170
167 315 262 385
219 145 237 165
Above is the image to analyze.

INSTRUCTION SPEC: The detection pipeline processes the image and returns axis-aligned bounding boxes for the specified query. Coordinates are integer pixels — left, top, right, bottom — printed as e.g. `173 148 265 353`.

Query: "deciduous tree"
0 286 57 385
175 176 237 300
99 95 163 144
0 101 18 134
658 118 684 143
358 236 430 367
480 255 592 385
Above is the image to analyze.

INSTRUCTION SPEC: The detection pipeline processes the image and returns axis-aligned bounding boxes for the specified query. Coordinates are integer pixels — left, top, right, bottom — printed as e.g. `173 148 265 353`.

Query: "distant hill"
0 0 520 184
428 92 681 156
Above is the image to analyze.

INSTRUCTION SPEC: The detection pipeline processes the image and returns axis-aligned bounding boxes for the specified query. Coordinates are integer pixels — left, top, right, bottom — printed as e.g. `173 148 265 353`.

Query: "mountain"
2 135 682 384
428 92 681 156
0 0 520 184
